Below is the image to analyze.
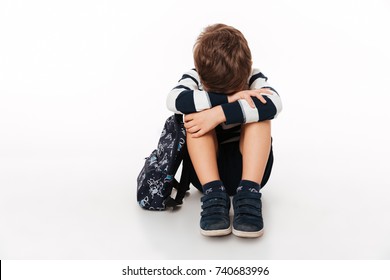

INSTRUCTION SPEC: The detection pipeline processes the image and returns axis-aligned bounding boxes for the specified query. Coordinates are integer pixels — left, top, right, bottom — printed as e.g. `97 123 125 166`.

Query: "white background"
1 0 390 259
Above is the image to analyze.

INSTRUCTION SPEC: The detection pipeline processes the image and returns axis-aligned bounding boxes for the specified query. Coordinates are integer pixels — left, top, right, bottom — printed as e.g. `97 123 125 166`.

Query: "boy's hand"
184 106 226 138
227 88 272 108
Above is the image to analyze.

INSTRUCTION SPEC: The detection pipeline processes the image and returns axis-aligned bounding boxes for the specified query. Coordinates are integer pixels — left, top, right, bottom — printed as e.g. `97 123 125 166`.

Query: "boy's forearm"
167 69 231 114
221 94 282 125
167 89 229 114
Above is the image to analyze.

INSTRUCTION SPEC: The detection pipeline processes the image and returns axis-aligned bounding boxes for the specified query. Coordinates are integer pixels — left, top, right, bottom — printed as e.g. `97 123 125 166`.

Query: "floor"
1 0 390 260
1 144 390 259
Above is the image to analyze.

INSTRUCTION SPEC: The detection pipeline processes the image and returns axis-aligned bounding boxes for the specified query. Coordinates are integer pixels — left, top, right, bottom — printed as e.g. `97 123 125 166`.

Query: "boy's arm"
220 69 283 124
185 69 283 137
166 69 228 114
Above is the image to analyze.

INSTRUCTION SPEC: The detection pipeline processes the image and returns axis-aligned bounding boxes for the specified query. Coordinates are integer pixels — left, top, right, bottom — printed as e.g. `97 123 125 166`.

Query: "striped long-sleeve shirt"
166 68 282 142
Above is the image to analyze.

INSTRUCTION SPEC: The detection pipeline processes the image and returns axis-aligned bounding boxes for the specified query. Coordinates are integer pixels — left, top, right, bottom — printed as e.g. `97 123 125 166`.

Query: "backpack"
136 114 192 210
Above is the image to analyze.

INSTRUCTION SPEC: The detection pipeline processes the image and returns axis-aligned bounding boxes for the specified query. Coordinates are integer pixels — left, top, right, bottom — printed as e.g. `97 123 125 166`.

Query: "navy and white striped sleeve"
166 69 228 114
220 69 283 124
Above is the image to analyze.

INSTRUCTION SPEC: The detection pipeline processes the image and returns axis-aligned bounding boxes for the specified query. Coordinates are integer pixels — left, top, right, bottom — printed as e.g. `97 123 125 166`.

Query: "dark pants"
189 140 274 196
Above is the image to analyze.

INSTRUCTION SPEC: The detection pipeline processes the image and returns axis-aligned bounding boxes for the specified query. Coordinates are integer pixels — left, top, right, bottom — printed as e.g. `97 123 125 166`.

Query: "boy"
166 24 282 238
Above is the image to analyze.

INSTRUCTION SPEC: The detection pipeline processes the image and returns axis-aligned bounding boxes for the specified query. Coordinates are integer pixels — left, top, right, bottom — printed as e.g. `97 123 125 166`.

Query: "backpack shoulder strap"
173 151 191 204
165 155 191 208
164 114 191 208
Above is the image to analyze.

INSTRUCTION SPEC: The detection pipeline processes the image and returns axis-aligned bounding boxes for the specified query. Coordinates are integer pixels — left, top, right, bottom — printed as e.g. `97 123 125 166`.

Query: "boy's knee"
186 128 216 140
240 121 271 153
243 120 271 129
241 121 271 137
186 129 218 151
186 130 218 153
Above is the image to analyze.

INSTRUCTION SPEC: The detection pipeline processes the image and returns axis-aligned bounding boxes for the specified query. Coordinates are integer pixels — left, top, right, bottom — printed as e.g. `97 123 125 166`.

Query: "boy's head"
193 24 252 93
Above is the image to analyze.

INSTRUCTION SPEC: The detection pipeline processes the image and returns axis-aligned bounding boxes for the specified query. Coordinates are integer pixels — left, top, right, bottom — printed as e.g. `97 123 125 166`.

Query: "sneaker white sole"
200 225 232 237
232 228 264 238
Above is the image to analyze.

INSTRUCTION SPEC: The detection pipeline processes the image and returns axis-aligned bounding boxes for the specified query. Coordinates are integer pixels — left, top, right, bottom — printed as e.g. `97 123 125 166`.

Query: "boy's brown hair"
193 24 252 93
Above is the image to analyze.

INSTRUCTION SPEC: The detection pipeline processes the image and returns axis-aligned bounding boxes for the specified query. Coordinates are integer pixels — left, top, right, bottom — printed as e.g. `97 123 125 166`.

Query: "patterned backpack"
136 114 192 210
